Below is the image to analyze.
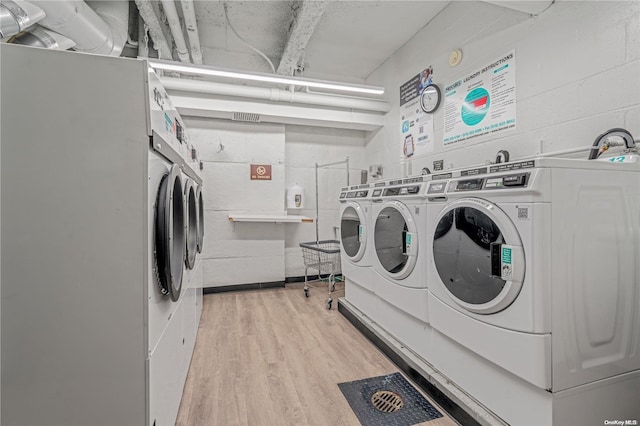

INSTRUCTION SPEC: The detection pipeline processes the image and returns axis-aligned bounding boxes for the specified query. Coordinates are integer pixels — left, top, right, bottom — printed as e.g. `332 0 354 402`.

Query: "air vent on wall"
232 112 261 122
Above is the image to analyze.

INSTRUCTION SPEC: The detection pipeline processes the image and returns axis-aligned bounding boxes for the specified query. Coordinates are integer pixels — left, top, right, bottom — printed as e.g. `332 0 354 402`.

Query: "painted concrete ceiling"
191 1 451 83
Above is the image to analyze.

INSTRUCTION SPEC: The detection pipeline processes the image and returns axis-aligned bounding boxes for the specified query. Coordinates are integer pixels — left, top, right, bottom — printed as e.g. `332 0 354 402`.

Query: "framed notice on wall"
399 66 436 159
250 164 272 180
443 50 516 145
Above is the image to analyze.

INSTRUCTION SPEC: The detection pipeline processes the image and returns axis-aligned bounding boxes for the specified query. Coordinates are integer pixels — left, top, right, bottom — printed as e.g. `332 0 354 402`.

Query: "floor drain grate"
338 372 442 426
371 390 404 413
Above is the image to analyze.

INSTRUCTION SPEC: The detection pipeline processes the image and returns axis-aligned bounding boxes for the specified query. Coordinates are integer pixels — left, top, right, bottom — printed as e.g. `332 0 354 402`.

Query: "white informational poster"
399 66 435 158
443 51 516 145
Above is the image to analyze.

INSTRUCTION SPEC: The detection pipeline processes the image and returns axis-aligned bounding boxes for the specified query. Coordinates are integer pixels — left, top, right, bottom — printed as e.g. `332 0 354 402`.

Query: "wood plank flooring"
176 283 458 426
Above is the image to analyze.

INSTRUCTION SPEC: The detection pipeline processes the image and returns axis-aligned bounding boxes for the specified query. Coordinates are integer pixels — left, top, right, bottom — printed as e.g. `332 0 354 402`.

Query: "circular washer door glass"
341 206 363 258
375 206 409 274
433 207 506 305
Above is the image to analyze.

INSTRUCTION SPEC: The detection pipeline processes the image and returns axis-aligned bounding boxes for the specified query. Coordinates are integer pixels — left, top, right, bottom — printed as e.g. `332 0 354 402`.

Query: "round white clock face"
420 84 441 113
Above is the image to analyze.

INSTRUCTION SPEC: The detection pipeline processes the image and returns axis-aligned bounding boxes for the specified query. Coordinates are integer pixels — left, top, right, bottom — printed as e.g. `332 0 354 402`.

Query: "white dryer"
147 71 203 353
194 182 205 323
1 45 203 426
339 184 376 321
426 158 640 424
182 136 205 368
370 176 431 353
148 146 185 352
184 176 199 272
196 182 205 255
147 71 204 425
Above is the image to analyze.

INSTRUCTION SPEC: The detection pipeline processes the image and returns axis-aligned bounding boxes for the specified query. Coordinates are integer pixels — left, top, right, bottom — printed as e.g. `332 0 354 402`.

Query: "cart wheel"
325 298 333 310
304 288 309 298
329 282 336 292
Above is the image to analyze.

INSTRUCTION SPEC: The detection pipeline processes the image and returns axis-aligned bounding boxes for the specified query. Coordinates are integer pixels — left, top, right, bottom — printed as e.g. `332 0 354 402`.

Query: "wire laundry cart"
299 240 342 309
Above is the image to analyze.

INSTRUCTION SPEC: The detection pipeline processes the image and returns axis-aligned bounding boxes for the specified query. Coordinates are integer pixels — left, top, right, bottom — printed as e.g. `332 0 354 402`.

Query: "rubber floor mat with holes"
338 372 443 426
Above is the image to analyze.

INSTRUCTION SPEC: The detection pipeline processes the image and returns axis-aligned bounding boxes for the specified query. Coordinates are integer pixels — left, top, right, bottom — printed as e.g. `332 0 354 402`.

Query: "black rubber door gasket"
184 178 197 270
155 164 185 302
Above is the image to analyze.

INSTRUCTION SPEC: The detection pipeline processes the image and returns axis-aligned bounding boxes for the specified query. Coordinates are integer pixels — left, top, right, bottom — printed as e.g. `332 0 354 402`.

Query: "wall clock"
420 84 441 114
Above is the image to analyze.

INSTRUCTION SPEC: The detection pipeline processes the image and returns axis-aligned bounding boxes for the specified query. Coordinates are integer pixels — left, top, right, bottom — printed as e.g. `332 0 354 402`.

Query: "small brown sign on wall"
250 164 272 180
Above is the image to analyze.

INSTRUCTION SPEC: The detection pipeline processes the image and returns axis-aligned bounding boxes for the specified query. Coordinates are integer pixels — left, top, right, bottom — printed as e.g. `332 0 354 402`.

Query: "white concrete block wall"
186 117 286 287
178 0 640 285
365 0 640 175
185 119 366 285
203 253 285 287
284 125 366 277
203 240 285 287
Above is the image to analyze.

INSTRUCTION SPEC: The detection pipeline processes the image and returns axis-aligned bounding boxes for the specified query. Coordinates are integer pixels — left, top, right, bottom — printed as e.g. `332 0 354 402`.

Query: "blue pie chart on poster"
461 87 490 126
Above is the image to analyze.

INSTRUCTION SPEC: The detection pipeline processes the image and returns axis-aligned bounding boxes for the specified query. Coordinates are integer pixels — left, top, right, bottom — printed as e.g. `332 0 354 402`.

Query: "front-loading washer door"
184 179 197 270
155 164 185 302
432 198 525 314
196 185 204 254
340 202 367 262
374 201 418 281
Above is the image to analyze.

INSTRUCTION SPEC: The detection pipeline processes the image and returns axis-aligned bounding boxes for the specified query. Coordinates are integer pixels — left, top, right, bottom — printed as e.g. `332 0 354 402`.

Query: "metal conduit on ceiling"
160 77 390 113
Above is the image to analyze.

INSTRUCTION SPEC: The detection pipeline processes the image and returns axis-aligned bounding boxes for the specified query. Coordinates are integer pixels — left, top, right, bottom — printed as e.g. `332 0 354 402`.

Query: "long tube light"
147 59 385 96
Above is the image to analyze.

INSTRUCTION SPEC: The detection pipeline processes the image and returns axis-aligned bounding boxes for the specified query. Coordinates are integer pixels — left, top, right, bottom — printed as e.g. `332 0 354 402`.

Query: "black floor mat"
338 372 443 426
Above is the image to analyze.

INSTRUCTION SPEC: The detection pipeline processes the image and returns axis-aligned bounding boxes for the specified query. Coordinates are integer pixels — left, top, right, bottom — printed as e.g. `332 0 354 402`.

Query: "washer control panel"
451 173 530 192
427 181 447 195
148 69 199 167
339 184 370 200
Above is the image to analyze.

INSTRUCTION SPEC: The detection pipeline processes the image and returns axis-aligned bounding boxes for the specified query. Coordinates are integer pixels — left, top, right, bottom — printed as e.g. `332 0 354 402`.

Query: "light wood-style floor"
176 283 457 426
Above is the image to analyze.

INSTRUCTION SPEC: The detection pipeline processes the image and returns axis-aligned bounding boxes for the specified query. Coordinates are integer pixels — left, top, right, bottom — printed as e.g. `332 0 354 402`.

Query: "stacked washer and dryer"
1 45 204 426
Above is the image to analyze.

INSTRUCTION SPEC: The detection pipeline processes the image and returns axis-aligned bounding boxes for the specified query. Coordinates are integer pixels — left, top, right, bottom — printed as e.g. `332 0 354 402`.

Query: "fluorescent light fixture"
147 60 385 96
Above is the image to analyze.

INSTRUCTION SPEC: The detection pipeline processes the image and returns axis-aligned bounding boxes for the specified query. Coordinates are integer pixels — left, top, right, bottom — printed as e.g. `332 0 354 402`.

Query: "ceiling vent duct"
0 1 45 38
232 112 261 123
10 25 76 50
27 0 129 56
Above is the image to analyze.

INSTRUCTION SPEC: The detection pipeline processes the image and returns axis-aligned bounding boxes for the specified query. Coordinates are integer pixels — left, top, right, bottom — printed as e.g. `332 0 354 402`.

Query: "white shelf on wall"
228 213 314 223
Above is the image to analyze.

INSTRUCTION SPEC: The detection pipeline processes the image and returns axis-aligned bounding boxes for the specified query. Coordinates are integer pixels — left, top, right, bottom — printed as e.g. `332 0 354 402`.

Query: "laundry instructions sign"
443 50 516 145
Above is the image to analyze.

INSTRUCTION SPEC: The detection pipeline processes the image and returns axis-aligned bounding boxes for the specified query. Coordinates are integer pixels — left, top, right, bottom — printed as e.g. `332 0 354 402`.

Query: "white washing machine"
339 184 376 321
180 140 205 381
1 45 202 426
370 175 431 353
147 70 205 426
425 158 640 424
196 182 205 256
194 182 205 324
147 147 185 351
147 70 202 348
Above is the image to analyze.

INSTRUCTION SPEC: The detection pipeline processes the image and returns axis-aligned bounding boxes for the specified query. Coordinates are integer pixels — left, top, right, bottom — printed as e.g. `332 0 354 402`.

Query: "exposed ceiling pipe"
160 0 190 62
179 0 202 64
10 25 76 50
86 1 129 56
0 0 45 38
160 77 391 113
134 0 172 59
27 0 128 56
170 94 384 131
137 14 149 57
